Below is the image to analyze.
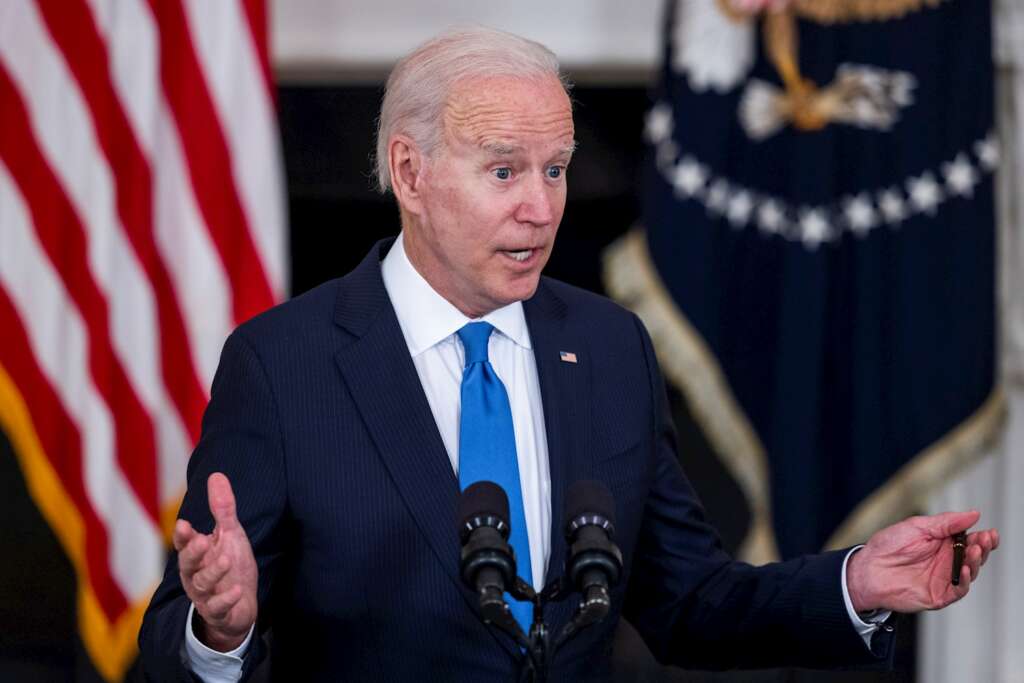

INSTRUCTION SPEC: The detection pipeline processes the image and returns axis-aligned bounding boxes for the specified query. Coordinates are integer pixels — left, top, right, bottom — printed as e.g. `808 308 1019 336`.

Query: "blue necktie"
457 322 533 634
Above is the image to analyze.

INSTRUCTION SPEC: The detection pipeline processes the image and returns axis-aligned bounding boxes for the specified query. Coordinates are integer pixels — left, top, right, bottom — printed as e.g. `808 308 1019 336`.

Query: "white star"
705 180 731 215
726 190 754 227
799 208 830 250
645 103 673 144
975 134 1000 171
907 172 943 215
878 188 907 224
942 153 979 198
842 194 878 237
757 199 786 234
671 157 708 198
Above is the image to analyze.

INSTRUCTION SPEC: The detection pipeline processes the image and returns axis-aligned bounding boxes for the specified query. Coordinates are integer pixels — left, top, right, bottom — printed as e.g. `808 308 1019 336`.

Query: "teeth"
507 250 532 262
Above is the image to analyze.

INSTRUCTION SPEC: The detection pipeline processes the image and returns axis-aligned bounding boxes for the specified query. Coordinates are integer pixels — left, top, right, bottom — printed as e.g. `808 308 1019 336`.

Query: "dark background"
0 83 916 681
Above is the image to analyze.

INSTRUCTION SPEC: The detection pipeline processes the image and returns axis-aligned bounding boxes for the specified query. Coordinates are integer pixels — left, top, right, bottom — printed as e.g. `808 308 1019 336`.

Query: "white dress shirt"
183 233 884 681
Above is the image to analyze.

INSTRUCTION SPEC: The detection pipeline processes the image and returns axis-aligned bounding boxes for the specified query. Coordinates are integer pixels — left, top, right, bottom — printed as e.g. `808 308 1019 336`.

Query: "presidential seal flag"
0 0 285 679
606 0 1003 562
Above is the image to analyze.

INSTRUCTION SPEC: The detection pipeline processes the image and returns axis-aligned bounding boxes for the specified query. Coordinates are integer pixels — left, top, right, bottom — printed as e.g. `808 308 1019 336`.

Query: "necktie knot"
458 322 494 366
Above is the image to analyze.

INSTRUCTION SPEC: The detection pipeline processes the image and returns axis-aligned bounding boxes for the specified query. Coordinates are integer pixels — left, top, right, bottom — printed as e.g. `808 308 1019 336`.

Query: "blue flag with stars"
606 0 1004 561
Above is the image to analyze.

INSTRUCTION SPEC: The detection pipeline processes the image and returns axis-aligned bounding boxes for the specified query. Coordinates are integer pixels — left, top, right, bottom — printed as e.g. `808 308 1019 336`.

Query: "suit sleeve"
138 330 289 682
621 315 895 670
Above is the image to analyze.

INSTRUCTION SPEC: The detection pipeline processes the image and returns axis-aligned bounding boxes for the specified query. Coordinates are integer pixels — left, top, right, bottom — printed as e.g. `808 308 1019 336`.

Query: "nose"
514 172 557 226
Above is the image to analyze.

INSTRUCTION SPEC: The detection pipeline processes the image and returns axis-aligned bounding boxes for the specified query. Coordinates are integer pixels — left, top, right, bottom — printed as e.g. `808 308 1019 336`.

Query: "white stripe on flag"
152 98 236 396
84 0 161 159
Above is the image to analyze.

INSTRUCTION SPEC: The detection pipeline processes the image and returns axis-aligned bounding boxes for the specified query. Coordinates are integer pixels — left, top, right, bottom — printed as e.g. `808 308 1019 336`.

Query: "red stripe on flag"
241 0 276 105
0 286 129 621
0 64 160 524
148 0 276 326
36 0 207 444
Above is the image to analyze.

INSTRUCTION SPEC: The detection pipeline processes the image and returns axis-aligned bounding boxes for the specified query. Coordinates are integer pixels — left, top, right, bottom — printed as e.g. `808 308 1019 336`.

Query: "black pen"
951 532 967 586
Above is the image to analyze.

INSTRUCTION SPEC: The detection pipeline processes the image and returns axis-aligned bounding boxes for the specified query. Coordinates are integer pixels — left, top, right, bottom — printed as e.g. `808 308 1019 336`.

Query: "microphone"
457 481 517 624
563 480 623 624
459 482 544 678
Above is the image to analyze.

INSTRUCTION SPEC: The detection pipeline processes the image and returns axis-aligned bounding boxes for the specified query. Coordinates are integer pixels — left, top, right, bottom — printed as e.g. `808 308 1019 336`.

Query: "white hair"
374 26 571 193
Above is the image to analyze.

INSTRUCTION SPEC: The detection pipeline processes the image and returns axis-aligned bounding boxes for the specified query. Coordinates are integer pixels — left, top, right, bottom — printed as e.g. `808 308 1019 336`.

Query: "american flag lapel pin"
559 350 578 364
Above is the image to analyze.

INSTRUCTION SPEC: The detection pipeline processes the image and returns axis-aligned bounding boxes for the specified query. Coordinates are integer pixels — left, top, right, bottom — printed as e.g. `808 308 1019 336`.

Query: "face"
400 74 575 318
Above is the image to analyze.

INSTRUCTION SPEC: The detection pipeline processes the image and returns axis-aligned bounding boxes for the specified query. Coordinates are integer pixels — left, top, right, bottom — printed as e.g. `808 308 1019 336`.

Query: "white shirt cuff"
841 546 893 648
183 602 254 682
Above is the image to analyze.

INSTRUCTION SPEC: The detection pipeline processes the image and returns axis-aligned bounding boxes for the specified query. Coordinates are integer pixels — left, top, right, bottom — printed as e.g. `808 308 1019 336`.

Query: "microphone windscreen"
458 481 510 529
566 479 616 526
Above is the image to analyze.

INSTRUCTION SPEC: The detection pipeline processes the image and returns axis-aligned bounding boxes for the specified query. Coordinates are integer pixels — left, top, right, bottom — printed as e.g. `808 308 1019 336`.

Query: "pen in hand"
951 532 967 586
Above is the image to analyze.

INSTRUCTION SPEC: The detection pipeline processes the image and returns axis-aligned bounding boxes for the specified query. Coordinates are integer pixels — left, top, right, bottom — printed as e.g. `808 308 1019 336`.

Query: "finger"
966 544 983 582
208 473 241 532
923 509 980 537
976 530 995 564
202 584 243 621
177 533 211 576
192 554 232 595
172 519 196 553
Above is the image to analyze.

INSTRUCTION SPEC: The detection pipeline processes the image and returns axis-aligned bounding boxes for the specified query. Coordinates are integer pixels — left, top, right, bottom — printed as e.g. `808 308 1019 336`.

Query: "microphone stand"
494 575 612 682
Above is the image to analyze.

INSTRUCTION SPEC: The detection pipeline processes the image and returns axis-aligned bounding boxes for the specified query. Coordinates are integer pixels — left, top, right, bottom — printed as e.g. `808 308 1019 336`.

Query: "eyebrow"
482 142 520 156
481 141 578 158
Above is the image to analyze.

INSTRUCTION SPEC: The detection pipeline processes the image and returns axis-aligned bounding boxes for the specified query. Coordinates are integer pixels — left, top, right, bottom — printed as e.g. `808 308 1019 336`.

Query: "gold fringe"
792 0 946 24
604 230 780 564
603 228 1005 562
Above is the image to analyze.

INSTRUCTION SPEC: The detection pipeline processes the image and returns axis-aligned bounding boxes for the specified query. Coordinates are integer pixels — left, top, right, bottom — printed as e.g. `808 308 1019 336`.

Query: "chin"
499 279 541 305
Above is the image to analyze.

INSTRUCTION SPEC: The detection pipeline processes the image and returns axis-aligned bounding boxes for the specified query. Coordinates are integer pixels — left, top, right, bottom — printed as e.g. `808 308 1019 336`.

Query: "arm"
138 330 289 682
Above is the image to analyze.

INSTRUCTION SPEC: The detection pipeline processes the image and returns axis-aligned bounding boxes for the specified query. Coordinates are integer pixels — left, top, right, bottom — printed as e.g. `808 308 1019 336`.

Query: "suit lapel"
332 242 463 592
524 281 592 638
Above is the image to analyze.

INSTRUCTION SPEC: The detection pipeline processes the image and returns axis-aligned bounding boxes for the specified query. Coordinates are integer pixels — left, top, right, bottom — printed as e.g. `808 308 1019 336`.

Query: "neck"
399 225 490 319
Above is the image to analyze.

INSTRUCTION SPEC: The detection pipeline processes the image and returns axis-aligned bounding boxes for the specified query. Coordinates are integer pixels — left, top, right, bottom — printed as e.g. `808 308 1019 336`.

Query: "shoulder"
232 277 342 350
536 275 647 340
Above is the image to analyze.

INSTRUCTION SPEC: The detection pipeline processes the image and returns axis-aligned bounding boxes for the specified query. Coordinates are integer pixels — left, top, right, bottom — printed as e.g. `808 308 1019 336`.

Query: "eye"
493 167 512 180
546 165 564 179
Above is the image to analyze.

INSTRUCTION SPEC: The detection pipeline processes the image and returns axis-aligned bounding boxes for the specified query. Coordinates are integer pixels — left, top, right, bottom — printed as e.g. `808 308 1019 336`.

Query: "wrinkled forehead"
442 75 575 151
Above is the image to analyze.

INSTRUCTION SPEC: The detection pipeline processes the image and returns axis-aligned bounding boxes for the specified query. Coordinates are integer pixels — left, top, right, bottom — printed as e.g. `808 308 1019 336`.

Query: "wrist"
193 610 249 652
846 547 881 613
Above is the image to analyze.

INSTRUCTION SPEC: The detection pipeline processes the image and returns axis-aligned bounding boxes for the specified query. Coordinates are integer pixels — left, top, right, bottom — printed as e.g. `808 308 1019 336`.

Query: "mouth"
502 249 534 262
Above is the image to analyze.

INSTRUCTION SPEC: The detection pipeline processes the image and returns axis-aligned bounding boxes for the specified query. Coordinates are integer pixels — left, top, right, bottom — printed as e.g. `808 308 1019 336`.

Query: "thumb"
922 509 980 538
208 472 240 532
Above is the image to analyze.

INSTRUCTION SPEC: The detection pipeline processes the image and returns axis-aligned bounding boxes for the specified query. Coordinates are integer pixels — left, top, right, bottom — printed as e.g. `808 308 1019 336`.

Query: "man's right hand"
173 472 258 652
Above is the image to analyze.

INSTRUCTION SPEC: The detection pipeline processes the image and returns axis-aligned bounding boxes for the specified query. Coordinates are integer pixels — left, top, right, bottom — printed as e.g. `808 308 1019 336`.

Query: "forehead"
442 75 574 151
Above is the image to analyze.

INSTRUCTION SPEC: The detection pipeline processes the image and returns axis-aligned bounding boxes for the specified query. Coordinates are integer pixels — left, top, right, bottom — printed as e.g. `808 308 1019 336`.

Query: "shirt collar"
381 232 532 357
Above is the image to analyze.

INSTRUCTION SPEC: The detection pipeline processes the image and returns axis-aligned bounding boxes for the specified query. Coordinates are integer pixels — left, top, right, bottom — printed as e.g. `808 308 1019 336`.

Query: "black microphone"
458 481 517 624
563 480 623 624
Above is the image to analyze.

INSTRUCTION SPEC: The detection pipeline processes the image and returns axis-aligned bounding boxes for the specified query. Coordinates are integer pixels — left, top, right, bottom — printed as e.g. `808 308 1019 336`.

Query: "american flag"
0 1 285 679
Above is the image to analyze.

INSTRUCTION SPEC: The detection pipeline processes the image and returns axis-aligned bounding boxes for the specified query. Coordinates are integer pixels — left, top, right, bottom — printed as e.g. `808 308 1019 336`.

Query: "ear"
389 135 427 215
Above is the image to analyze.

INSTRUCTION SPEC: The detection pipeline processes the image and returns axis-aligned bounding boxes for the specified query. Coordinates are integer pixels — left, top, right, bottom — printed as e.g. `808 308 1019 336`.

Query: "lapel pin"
559 351 578 364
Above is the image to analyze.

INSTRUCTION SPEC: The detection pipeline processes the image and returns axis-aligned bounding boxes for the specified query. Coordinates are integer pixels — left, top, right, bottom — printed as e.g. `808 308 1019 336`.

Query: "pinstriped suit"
139 239 894 681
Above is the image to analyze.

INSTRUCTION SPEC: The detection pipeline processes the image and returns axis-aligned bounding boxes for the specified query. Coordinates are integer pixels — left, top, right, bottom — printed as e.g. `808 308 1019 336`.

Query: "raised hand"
173 472 259 652
846 510 999 614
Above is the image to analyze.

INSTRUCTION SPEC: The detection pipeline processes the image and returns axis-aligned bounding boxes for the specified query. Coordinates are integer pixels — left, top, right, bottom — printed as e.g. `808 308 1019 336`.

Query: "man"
139 27 999 682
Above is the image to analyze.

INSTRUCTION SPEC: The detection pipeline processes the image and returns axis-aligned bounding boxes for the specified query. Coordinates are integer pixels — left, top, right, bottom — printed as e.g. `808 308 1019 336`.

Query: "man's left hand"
846 510 999 614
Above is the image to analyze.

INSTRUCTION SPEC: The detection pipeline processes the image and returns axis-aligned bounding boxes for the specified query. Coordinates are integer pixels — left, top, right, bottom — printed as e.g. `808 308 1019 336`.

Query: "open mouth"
503 249 533 262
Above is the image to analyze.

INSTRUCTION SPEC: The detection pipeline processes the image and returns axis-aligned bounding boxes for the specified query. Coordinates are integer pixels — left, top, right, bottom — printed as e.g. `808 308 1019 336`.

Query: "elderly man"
139 27 998 682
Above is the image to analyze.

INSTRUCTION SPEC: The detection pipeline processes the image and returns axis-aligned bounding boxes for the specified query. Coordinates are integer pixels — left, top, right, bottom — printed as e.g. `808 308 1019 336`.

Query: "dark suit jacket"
139 239 893 681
